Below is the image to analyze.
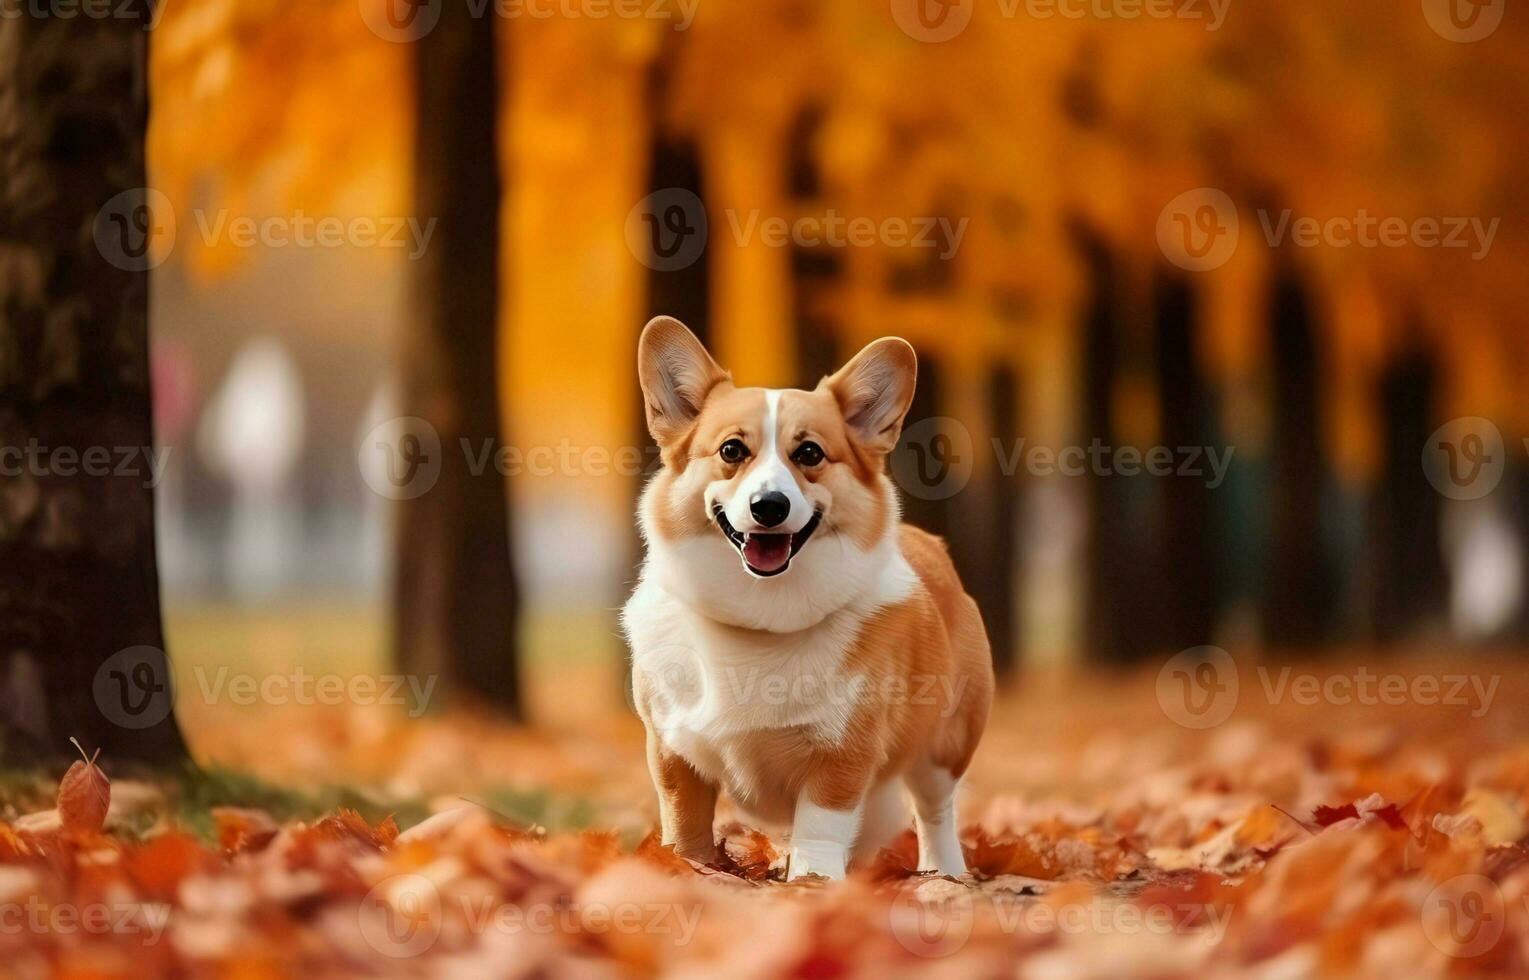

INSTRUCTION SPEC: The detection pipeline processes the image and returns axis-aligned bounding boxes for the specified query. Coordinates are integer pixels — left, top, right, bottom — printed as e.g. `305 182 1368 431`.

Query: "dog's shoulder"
896 524 962 602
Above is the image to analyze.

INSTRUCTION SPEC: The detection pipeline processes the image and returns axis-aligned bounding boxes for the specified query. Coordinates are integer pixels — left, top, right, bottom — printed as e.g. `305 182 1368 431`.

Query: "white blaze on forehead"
714 389 813 534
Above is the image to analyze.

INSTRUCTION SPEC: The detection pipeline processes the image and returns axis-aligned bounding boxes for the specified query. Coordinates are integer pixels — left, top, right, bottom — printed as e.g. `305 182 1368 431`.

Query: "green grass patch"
0 764 597 844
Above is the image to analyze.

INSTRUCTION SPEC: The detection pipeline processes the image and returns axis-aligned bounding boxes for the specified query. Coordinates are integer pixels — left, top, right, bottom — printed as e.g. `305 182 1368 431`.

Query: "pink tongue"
742 534 792 573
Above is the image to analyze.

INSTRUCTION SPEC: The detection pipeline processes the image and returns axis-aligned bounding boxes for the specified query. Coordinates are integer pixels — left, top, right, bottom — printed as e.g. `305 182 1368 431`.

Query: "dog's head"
636 315 916 599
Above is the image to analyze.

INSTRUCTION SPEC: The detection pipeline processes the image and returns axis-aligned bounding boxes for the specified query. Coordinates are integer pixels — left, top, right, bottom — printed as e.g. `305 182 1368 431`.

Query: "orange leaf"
635 831 699 873
718 825 777 881
311 808 398 849
213 807 279 855
964 829 1058 879
57 739 110 834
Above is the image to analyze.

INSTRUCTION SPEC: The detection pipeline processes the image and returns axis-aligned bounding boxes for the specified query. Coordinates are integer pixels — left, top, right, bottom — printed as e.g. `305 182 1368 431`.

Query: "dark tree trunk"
959 366 1020 676
1074 225 1155 663
1263 271 1332 648
635 36 711 489
789 247 840 384
395 6 520 714
1153 273 1219 651
642 130 709 341
894 351 949 540
0 7 190 768
785 106 839 387
1368 351 1447 641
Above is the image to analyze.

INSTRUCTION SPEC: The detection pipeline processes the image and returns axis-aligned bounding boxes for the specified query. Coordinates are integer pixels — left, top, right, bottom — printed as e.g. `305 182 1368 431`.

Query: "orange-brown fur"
628 316 993 873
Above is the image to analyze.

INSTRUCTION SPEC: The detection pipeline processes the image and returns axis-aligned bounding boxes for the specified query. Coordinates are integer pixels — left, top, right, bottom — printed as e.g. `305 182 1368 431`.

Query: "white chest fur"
623 531 917 816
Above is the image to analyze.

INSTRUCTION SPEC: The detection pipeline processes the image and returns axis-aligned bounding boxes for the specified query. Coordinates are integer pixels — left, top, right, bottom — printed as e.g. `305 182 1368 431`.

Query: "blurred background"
140 0 1528 763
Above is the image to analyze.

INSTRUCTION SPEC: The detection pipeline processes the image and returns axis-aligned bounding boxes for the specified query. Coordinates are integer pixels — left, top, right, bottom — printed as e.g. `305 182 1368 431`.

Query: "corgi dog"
622 316 993 880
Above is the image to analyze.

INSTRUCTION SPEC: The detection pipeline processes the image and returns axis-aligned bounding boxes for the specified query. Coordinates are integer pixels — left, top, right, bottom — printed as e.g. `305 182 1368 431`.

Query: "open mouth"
712 507 824 577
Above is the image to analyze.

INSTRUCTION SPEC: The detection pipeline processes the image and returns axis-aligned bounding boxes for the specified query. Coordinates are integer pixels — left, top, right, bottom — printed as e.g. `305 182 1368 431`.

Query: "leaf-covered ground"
4 654 1529 978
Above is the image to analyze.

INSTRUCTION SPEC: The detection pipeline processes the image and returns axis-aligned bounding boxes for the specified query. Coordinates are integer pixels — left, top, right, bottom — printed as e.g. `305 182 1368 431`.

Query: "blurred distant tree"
1370 349 1447 640
394 4 521 715
1075 228 1149 663
1153 273 1219 651
0 8 190 767
1264 272 1333 648
963 367 1021 675
631 35 709 569
643 40 710 344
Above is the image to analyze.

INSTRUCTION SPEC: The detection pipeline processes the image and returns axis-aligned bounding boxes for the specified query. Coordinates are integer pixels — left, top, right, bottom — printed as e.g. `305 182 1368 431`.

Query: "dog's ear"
826 338 917 454
638 316 728 446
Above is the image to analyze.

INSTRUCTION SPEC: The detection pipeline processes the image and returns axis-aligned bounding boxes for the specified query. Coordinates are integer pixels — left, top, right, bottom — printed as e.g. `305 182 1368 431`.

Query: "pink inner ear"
843 364 908 439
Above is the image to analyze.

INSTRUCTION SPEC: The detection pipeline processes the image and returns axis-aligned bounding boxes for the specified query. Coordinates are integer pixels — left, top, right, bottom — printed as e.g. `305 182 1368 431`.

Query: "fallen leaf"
213 807 279 855
1458 788 1526 846
58 739 110 834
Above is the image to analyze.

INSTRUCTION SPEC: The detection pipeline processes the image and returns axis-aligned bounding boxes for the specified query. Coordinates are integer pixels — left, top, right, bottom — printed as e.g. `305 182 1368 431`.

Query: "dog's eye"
791 441 825 467
719 439 750 464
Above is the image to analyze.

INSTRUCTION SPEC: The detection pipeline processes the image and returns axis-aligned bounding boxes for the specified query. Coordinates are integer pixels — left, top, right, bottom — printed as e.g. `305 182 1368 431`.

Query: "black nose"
749 490 790 528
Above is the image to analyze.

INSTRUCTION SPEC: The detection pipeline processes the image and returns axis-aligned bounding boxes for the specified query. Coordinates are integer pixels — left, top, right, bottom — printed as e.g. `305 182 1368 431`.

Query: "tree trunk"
1074 224 1155 663
0 7 190 768
394 6 520 714
1368 350 1447 641
959 366 1020 676
1264 271 1332 648
1153 272 1219 651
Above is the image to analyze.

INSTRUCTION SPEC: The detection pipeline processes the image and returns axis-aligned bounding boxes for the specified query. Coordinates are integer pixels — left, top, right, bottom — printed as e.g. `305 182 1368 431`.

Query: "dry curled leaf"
309 808 399 849
213 807 279 855
57 738 110 834
718 825 778 881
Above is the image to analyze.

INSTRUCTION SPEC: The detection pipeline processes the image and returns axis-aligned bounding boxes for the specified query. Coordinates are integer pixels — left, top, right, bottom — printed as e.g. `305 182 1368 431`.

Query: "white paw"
788 840 847 881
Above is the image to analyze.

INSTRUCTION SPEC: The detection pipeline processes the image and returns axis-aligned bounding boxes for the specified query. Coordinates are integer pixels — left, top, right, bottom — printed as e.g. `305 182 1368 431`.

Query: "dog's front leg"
647 732 718 864
787 776 868 881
